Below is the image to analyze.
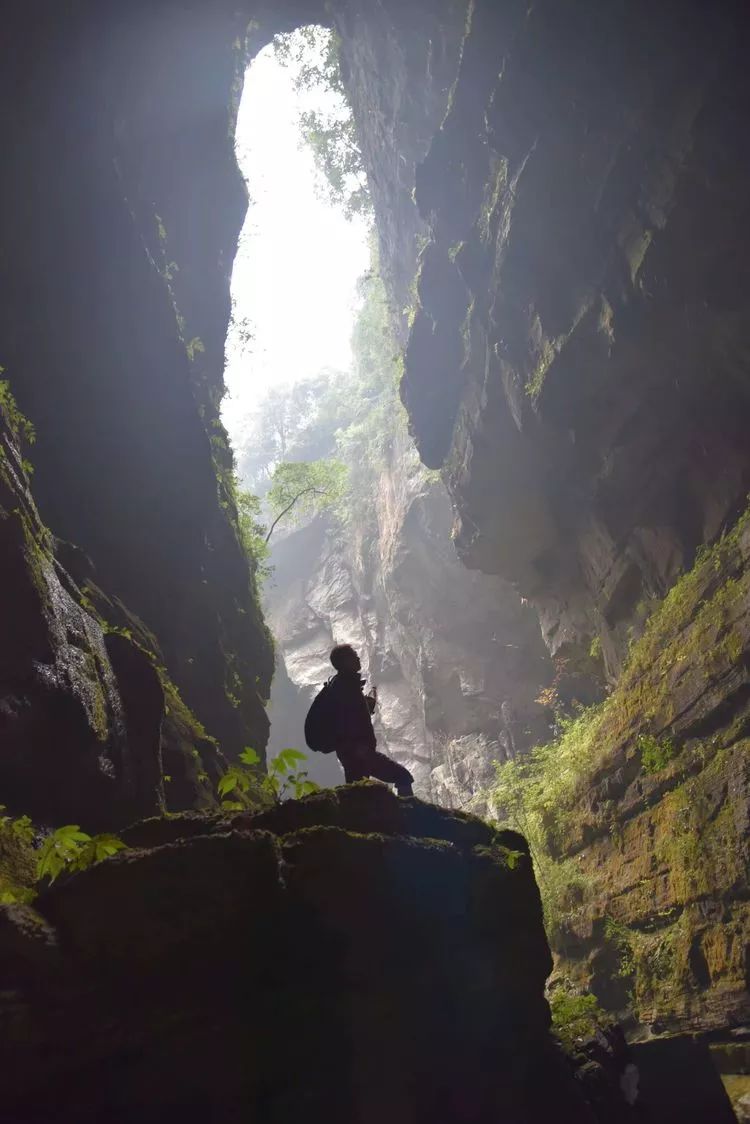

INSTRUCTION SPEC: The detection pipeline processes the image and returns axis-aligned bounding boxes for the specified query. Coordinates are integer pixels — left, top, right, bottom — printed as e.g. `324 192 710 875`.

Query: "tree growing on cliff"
273 25 371 220
265 459 347 542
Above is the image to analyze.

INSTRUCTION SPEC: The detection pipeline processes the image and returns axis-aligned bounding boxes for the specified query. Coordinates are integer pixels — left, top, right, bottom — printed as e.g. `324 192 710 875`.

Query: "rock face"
0 0 292 821
2 785 612 1123
325 0 750 1047
264 433 552 804
0 406 164 829
393 0 750 677
541 509 750 1037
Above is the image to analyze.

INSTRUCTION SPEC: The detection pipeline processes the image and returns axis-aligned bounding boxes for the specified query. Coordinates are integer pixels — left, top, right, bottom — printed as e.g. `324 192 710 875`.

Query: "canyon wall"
264 431 552 803
2 0 749 1050
331 0 750 1041
0 1 308 822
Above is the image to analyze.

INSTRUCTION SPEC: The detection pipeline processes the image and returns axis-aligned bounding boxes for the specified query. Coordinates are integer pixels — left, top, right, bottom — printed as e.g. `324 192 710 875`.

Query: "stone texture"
0 0 278 786
0 785 617 1123
542 513 750 1036
0 405 165 829
351 0 750 678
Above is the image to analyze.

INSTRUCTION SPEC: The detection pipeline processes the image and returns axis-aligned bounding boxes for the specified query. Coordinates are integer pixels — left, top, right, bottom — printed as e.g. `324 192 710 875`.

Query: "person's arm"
365 684 377 715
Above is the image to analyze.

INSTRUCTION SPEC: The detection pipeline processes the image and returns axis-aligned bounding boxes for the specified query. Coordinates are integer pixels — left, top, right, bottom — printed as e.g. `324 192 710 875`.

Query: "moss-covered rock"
1 784 626 1123
502 508 750 1034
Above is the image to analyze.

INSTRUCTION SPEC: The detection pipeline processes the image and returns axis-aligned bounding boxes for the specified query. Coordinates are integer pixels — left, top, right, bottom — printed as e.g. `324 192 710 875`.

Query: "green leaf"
218 773 239 798
274 748 307 773
239 747 260 767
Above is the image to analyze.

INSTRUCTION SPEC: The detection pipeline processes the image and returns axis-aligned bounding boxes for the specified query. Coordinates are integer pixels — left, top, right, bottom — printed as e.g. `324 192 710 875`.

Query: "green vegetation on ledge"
491 502 750 948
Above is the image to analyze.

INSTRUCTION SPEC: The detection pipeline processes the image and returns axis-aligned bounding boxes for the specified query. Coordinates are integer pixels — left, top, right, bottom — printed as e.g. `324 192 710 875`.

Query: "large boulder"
2 785 611 1123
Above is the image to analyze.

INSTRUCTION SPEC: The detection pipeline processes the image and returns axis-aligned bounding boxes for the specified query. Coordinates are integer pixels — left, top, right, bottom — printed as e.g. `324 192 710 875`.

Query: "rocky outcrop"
321 0 750 1047
331 0 466 337
0 396 167 828
0 0 293 817
394 0 750 677
264 433 552 804
537 508 750 1038
1 784 621 1123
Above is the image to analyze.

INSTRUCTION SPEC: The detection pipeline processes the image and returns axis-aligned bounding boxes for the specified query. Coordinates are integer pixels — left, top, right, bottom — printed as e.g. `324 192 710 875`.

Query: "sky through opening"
222 32 370 451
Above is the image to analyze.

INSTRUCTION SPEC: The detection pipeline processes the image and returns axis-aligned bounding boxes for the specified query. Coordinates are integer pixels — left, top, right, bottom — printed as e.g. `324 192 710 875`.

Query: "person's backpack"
304 680 338 753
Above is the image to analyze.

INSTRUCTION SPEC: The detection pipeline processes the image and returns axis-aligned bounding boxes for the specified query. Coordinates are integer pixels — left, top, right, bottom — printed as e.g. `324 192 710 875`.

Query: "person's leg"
367 751 414 797
336 749 368 784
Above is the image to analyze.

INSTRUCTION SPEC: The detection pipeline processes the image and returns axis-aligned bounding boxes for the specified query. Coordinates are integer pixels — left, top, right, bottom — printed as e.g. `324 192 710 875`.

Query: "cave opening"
224 26 371 786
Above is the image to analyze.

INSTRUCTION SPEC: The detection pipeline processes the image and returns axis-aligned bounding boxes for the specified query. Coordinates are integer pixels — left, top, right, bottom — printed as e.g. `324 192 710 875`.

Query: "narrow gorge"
1 1 749 1121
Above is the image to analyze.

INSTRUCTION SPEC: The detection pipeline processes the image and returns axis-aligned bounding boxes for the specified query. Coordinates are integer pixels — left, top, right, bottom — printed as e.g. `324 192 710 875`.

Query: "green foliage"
236 487 271 579
550 990 613 1052
0 805 37 904
0 806 34 846
235 255 416 542
638 733 677 774
217 747 319 812
36 825 127 883
186 336 205 362
0 805 127 901
273 26 370 220
0 374 36 453
490 740 595 941
266 460 347 540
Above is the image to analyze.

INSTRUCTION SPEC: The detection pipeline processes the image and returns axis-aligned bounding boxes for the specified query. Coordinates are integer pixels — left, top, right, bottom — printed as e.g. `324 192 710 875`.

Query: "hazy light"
222 34 370 443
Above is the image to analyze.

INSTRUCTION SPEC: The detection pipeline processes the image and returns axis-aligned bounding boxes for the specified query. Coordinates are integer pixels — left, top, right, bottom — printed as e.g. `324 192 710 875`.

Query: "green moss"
491 503 750 942
654 744 746 904
0 811 37 904
0 376 35 446
638 733 678 774
550 990 613 1052
605 911 693 1014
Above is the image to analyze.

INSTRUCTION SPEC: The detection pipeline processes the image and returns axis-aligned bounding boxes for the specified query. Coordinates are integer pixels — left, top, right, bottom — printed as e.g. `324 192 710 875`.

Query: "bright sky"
222 33 370 442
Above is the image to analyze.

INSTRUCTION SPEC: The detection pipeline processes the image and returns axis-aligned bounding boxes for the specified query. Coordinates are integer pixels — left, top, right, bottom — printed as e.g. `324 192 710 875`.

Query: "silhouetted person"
327 644 414 797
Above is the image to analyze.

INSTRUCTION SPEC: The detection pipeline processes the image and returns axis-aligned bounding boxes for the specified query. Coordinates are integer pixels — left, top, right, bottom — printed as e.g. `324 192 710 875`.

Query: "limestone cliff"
0 1 288 822
397 0 750 676
326 0 750 1052
264 431 552 804
538 509 750 1038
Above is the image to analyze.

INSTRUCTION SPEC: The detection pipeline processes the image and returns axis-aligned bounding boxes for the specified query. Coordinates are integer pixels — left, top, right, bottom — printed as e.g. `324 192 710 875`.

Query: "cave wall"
398 0 750 675
264 432 552 805
327 0 750 1039
0 0 340 822
545 507 750 1038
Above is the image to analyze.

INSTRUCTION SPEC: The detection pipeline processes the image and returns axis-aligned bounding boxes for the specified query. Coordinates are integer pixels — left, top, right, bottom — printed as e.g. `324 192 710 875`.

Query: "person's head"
330 643 361 674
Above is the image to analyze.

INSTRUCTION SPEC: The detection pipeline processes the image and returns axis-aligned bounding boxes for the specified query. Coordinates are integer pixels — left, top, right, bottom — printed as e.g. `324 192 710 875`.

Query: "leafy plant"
0 806 34 846
186 336 205 362
236 486 271 579
0 380 35 444
638 733 677 774
36 826 127 883
265 460 347 541
217 747 319 812
550 990 612 1052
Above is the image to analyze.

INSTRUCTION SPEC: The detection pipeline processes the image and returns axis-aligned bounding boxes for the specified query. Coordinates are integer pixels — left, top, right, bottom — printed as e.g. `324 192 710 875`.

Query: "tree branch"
264 486 327 543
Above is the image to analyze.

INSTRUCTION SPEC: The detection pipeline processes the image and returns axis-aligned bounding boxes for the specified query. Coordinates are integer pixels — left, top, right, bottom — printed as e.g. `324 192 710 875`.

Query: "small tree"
265 460 347 542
